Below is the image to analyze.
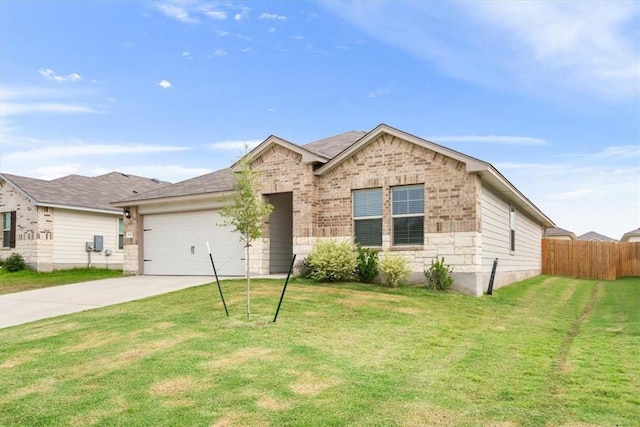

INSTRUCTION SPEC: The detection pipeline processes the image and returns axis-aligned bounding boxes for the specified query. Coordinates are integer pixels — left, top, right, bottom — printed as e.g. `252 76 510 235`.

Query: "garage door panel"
143 211 244 276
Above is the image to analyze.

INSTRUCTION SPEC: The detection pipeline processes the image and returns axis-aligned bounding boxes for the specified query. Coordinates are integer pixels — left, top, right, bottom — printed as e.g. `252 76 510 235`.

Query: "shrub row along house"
109 124 555 296
0 172 168 271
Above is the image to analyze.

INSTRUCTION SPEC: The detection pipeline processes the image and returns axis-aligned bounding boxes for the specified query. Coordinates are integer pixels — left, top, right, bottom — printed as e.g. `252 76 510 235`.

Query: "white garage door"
143 210 244 276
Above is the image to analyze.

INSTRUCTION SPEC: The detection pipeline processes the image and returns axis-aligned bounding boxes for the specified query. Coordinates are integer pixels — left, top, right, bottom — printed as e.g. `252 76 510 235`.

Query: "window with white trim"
2 211 16 248
509 206 516 252
353 188 382 246
118 218 125 250
392 185 424 246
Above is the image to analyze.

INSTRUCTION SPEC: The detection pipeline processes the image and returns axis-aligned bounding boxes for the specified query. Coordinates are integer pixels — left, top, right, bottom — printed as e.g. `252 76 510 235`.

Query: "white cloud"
495 147 640 239
433 135 547 146
4 144 189 163
182 51 192 59
1 102 96 116
322 1 640 103
235 7 250 21
259 13 287 21
367 87 390 99
204 10 227 20
213 49 227 56
153 3 199 23
38 68 82 82
205 140 262 151
158 80 172 89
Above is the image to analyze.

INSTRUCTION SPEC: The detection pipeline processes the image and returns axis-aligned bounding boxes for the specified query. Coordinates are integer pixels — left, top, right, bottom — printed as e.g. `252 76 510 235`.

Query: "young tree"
219 150 273 318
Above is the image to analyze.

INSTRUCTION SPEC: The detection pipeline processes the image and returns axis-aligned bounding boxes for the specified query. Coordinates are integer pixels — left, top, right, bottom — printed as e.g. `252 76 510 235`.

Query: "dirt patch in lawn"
202 347 277 370
63 332 120 352
150 375 205 407
0 349 43 369
256 395 291 411
7 378 57 400
289 371 342 396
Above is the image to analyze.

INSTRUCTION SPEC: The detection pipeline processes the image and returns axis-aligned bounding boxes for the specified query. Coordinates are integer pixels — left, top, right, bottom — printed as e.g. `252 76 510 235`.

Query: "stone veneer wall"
0 184 54 272
122 206 140 275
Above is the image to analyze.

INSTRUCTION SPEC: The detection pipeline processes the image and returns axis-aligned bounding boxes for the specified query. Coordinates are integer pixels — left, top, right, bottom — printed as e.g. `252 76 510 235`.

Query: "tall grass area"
0 267 123 295
1 276 638 426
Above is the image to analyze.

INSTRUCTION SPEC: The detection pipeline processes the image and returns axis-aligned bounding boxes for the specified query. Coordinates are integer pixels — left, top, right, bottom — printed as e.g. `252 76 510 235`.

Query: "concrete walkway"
0 275 219 329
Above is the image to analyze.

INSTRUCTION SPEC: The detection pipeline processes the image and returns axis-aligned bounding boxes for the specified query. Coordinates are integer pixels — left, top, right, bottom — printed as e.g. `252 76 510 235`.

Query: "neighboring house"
113 124 555 296
578 231 616 242
620 228 640 243
0 172 169 272
544 227 578 240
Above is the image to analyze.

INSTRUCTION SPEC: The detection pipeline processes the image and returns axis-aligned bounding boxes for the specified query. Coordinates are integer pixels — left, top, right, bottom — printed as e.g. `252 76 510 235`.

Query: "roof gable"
578 231 616 242
314 123 553 228
240 135 328 170
314 124 488 176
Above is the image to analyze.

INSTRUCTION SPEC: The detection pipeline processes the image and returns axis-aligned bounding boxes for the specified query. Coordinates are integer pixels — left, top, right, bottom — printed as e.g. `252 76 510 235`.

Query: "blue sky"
1 1 638 239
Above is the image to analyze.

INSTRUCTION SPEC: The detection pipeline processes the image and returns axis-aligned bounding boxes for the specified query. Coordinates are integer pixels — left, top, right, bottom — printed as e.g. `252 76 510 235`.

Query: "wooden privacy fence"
542 239 640 280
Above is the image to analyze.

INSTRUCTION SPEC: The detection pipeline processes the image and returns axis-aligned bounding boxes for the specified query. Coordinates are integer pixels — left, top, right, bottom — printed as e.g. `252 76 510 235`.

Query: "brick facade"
0 184 54 271
250 132 486 294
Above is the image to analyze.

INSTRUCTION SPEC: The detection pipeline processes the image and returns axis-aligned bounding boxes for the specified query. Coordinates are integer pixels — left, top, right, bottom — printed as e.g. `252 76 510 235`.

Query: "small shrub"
305 239 357 282
4 253 27 272
378 252 411 288
424 257 453 290
355 244 379 283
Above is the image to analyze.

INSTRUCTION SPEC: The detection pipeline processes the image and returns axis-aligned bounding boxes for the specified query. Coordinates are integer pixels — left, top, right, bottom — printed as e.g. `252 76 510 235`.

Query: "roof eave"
477 166 555 228
112 190 234 207
37 202 121 215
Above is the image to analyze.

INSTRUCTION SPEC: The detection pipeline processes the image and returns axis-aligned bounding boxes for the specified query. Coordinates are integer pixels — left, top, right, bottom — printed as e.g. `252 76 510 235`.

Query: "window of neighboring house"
118 218 125 250
392 185 424 246
509 206 516 252
353 188 383 246
2 211 16 248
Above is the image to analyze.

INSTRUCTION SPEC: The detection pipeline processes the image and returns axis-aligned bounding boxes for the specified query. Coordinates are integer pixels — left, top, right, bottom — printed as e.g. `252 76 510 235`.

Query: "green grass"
1 276 638 426
0 267 123 295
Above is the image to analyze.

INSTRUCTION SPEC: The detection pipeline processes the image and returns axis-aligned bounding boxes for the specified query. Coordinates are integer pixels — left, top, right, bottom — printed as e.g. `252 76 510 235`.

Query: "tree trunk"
246 233 251 319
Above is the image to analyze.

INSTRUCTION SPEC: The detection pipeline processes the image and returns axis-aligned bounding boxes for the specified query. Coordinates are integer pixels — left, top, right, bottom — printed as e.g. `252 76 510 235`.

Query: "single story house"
620 228 640 243
543 227 578 240
113 124 555 296
578 231 616 242
0 172 168 271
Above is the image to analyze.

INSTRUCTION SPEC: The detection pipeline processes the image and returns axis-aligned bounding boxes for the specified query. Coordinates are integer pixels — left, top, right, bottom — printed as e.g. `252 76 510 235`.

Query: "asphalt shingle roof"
116 131 367 203
302 130 366 158
2 172 169 212
114 169 234 204
578 231 616 242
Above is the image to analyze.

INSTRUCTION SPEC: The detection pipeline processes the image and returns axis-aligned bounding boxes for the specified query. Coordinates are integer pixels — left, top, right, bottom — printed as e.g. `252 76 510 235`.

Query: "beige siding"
53 209 123 269
481 185 542 284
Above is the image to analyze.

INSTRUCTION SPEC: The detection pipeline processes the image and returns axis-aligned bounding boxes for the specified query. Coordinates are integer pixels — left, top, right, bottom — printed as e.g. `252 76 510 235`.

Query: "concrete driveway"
0 275 218 329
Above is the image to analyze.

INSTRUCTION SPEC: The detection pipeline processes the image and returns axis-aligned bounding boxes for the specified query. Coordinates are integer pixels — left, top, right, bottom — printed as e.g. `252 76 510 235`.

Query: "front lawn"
0 276 638 426
0 267 123 295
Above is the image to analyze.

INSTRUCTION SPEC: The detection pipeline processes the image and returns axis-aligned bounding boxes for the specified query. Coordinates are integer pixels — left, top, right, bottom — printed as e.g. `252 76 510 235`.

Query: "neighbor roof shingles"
2 172 169 212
